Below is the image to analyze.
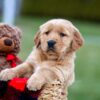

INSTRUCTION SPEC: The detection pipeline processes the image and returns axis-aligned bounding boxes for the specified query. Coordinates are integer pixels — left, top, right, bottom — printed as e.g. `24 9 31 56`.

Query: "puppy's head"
34 19 84 59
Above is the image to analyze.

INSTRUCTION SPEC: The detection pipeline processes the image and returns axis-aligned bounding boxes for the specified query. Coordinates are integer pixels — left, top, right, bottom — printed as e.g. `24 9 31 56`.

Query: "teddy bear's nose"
4 39 13 46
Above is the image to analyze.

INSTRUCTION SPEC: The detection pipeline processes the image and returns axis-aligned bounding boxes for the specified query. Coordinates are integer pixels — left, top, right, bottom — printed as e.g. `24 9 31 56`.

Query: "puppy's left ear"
34 31 41 48
71 30 84 51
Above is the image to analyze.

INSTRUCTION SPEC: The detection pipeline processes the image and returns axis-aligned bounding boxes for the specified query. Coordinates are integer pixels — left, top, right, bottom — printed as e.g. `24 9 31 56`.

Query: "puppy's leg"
0 62 33 81
27 68 57 91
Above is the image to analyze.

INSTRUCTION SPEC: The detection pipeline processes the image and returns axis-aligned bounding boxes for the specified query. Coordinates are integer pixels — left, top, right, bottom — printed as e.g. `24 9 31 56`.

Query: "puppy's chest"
39 61 59 68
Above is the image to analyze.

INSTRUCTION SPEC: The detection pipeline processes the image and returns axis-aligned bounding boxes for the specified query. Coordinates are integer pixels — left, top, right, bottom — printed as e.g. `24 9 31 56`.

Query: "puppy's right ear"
34 31 41 48
71 30 84 51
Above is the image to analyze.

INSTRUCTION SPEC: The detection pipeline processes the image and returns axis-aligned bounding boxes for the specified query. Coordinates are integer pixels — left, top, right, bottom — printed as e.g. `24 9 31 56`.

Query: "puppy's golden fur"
0 19 84 91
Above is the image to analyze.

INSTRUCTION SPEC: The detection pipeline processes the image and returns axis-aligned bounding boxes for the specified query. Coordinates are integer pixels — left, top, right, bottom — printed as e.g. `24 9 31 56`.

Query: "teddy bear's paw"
0 68 17 81
27 76 44 91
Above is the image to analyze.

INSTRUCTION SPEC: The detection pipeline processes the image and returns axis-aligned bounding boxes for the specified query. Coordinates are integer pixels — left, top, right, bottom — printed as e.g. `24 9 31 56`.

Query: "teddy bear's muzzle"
4 39 13 46
0 37 15 52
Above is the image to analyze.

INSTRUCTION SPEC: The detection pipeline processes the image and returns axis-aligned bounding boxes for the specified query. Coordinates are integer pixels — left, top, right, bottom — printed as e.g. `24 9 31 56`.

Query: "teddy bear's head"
0 24 22 55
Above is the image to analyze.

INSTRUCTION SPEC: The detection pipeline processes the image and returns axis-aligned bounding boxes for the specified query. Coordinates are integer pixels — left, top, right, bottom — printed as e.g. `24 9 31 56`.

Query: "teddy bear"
0 23 23 99
0 23 22 71
0 24 40 100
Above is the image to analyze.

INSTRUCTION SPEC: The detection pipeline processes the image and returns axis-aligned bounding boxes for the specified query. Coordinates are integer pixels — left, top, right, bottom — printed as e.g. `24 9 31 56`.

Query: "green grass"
69 43 100 100
16 16 100 100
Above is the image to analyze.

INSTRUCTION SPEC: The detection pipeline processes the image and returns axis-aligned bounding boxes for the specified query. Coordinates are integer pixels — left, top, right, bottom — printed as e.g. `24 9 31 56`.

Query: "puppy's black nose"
4 39 13 46
48 40 56 48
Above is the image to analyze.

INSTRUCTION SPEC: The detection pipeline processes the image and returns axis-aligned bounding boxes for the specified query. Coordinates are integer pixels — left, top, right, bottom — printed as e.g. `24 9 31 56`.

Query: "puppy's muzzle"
47 40 56 50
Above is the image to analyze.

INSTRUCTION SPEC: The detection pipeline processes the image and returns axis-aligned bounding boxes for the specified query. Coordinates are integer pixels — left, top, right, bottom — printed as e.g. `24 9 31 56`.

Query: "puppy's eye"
60 32 66 37
45 31 50 35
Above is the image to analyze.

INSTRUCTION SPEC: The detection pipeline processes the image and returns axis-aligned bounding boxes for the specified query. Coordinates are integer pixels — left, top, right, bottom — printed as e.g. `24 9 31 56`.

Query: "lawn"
16 16 100 100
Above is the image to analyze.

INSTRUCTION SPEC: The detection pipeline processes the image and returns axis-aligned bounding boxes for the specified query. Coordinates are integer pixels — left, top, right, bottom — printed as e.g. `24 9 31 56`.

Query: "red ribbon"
5 54 40 96
6 54 28 91
6 54 19 67
9 78 28 91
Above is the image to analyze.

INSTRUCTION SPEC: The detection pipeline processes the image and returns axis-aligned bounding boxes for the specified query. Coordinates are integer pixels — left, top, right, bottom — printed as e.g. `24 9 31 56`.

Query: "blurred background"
0 0 100 100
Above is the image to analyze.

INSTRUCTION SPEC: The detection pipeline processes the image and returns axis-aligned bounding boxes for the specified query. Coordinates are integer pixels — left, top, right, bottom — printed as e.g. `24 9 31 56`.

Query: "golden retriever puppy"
0 19 84 92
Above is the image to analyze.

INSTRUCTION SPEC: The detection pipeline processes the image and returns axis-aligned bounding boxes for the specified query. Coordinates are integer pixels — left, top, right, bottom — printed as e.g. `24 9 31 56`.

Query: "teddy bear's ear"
34 30 41 48
14 27 22 39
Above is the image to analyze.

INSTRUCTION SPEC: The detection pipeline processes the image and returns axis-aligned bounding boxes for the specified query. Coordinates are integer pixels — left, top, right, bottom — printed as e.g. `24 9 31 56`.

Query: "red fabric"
3 54 40 99
6 54 28 91
0 54 40 99
9 78 28 91
6 54 19 67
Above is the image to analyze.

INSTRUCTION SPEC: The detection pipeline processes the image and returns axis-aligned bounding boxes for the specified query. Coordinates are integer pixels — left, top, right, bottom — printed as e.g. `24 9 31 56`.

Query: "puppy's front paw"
0 69 17 81
27 76 45 91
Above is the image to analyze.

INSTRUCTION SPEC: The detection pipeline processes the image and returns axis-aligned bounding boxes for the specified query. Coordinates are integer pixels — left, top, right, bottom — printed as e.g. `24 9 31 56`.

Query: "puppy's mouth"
47 47 56 53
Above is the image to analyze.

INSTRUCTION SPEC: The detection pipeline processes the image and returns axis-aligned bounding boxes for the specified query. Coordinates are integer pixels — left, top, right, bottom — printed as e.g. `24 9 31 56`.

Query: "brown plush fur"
0 23 22 72
0 19 84 100
0 23 21 54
